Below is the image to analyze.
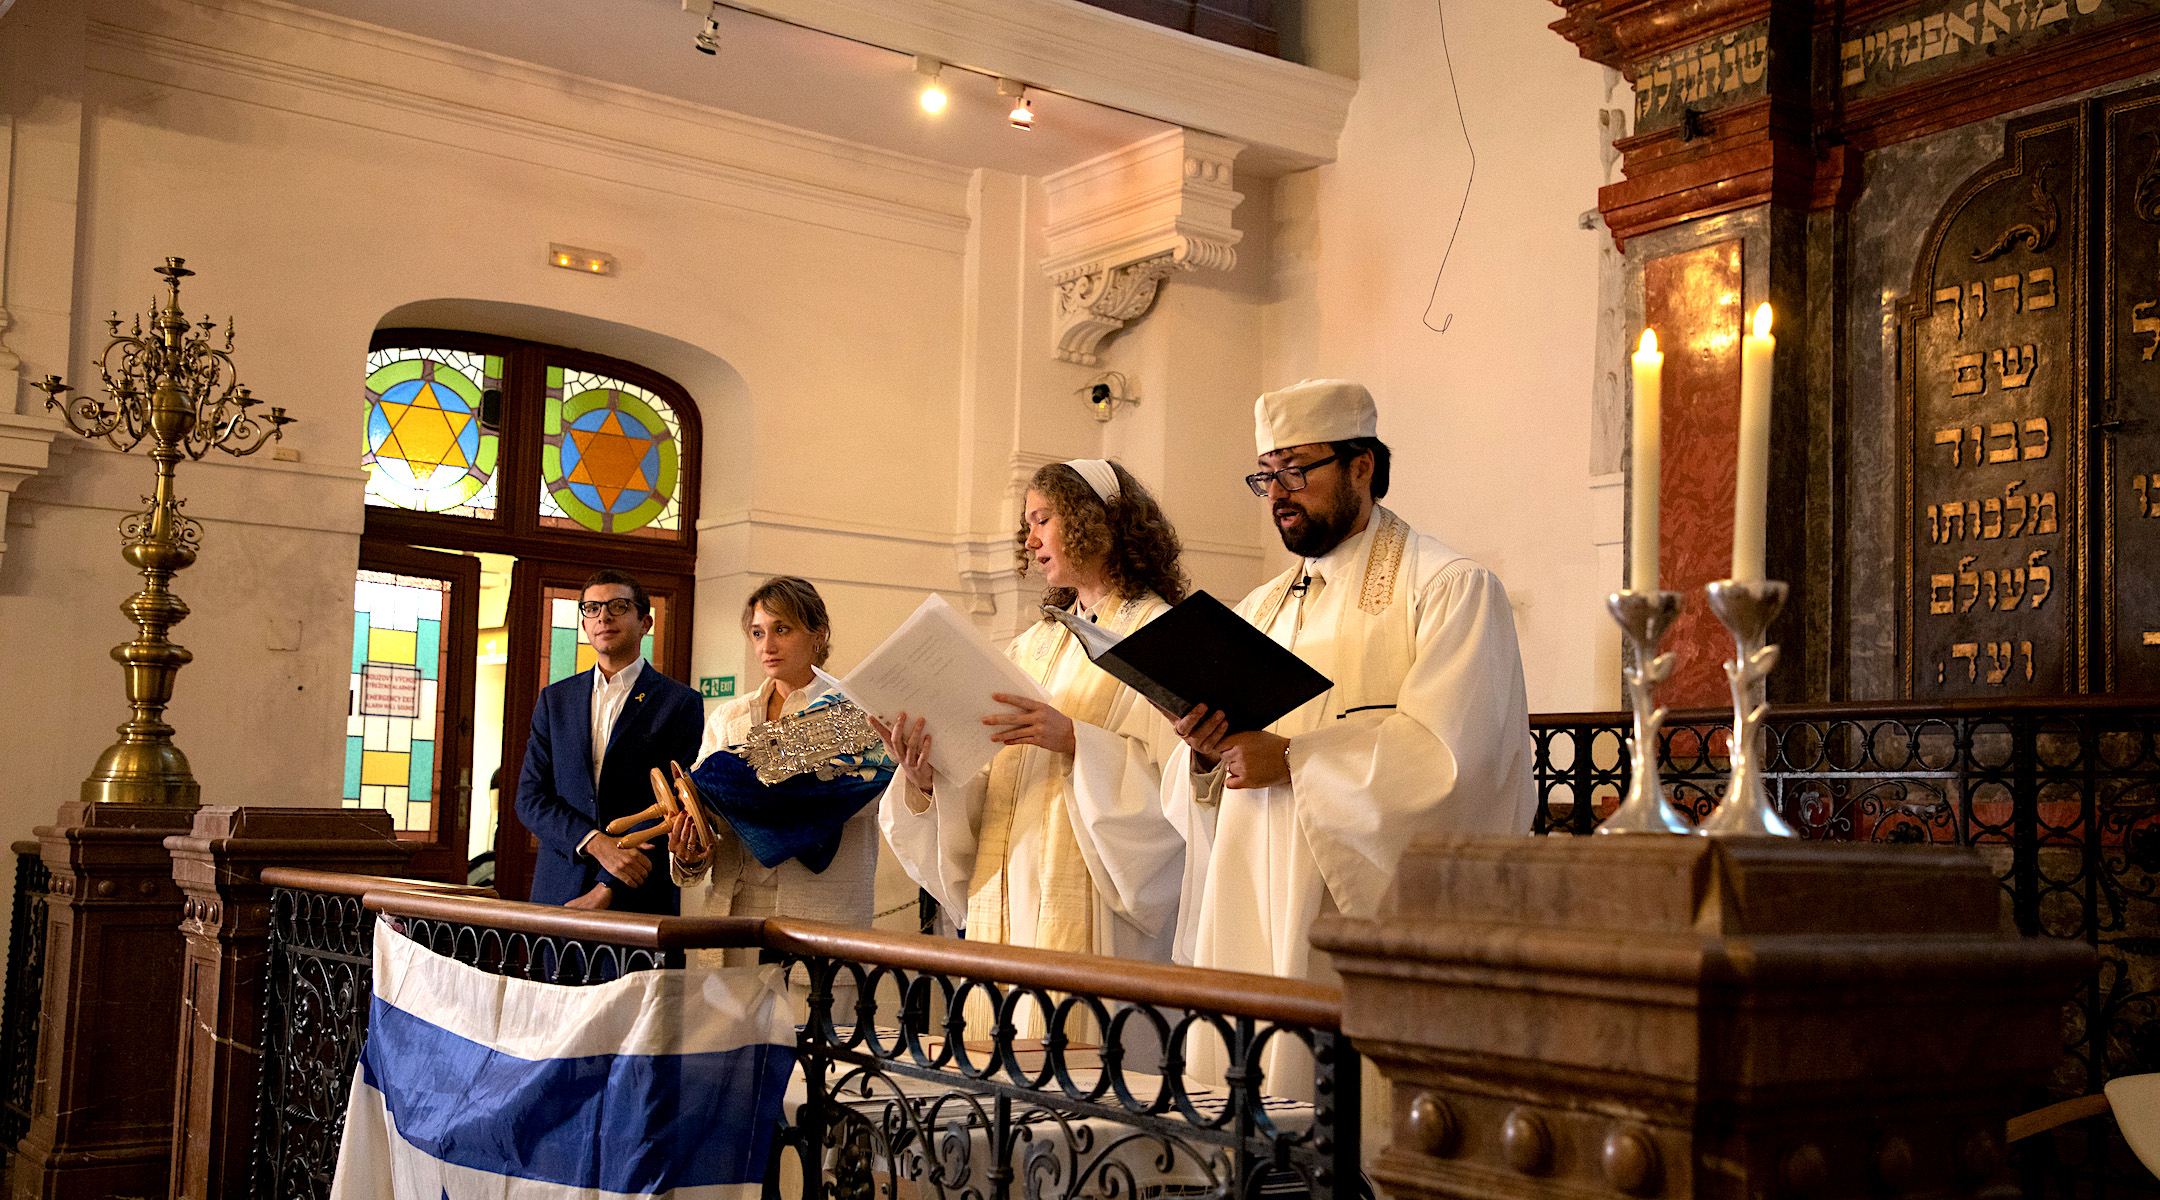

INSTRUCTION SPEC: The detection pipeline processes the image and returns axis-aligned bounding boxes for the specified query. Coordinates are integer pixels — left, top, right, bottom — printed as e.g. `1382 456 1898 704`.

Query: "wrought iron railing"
249 870 501 1200
2 840 50 1149
1531 696 2160 1196
254 878 1353 1200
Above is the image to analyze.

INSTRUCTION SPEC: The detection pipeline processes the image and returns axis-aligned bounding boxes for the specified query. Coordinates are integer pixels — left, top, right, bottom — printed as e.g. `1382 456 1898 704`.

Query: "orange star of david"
566 410 658 511
378 381 472 483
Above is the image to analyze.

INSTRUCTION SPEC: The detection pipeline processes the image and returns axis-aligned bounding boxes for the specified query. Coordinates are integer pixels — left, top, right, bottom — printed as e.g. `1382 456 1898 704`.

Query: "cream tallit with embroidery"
1159 506 1537 1098
879 594 1186 970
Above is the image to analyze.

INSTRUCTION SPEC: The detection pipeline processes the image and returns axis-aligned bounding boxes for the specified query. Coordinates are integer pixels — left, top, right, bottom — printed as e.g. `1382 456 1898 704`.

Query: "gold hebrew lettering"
1992 274 2022 313
1982 1 2012 41
2027 549 2051 608
1969 281 1987 322
2023 640 2035 681
1931 573 1956 614
1987 421 2019 463
2022 417 2049 459
2035 491 2058 534
2137 473 2149 517
1998 568 2027 609
1986 641 2013 685
1982 496 2003 538
2027 267 2057 309
1982 569 1999 609
1960 555 1981 612
1994 344 2037 388
1943 499 1967 540
1969 424 1984 464
2136 301 2160 362
1952 354 1987 396
1953 642 1980 681
2005 480 2027 536
2145 631 2160 646
1936 427 1965 465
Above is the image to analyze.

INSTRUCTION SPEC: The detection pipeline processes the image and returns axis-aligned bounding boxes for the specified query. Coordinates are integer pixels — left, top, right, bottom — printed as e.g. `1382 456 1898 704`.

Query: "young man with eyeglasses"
514 570 703 912
1159 379 1536 1097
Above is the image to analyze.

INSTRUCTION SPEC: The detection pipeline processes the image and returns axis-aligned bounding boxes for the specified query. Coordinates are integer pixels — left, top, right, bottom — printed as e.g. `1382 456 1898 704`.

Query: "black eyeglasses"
578 599 640 619
1245 453 1341 497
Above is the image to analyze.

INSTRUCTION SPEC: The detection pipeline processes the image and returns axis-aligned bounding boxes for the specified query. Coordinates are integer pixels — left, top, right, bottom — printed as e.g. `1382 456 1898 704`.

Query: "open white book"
823 594 1048 784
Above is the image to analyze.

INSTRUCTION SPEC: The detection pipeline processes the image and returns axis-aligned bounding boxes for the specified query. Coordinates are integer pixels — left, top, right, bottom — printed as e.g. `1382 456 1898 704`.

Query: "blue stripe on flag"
360 994 794 1191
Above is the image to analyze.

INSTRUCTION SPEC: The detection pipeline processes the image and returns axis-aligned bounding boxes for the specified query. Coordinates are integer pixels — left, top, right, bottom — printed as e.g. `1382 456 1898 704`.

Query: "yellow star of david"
377 381 473 483
566 410 658 511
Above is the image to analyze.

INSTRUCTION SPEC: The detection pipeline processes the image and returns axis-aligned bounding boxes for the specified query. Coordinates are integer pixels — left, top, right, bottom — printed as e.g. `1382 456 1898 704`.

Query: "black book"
1046 591 1332 733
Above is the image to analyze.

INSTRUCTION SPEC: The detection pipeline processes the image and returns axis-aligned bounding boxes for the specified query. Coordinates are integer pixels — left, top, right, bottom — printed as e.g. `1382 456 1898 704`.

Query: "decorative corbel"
1042 129 1245 365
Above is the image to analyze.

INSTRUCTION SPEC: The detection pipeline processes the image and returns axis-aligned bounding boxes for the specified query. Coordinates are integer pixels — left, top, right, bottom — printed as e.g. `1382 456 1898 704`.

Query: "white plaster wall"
0 0 974 857
1263 0 1612 711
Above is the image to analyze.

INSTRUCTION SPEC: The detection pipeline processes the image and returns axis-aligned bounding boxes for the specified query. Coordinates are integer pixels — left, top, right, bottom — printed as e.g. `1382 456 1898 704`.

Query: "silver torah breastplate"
736 699 883 786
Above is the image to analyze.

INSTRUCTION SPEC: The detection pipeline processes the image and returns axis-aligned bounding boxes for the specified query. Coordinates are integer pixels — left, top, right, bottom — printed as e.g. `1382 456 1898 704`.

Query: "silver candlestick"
1698 578 1796 837
1598 590 1691 834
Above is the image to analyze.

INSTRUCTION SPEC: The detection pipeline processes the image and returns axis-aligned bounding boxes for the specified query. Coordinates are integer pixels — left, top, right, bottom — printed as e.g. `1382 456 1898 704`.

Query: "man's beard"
1274 477 1359 557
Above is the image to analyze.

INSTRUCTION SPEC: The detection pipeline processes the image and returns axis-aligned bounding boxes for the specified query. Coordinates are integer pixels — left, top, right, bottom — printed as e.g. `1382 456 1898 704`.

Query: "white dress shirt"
577 656 645 856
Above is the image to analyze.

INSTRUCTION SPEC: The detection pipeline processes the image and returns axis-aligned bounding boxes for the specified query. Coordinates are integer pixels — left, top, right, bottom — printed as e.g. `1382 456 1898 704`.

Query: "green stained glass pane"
538 365 684 539
363 347 502 518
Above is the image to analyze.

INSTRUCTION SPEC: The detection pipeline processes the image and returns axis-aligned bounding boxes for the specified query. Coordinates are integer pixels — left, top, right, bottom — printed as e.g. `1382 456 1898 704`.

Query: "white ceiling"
304 0 1176 177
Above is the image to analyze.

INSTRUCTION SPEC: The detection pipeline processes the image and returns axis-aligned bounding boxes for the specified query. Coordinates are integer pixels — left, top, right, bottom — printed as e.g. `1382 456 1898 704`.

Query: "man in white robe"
1162 379 1537 1095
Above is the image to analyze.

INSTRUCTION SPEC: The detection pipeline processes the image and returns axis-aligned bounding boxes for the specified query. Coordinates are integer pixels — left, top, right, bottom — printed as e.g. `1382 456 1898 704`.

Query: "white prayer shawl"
879 596 1185 972
675 675 879 968
1161 507 1536 1096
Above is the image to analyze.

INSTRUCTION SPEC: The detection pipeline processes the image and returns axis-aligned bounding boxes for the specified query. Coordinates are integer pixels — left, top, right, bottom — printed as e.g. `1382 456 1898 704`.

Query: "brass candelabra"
33 257 291 806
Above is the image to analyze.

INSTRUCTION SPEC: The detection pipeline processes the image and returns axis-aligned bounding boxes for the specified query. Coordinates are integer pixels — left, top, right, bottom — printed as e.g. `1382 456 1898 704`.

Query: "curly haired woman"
873 459 1189 969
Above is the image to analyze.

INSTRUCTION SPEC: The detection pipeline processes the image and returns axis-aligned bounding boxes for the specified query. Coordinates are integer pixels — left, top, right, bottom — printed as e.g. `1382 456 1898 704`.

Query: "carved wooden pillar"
162 806 416 1200
13 802 196 1200
1315 835 2091 1200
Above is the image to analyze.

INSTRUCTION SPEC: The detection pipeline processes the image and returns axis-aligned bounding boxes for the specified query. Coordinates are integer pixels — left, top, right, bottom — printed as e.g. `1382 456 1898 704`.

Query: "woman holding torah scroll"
871 460 1189 975
664 576 890 968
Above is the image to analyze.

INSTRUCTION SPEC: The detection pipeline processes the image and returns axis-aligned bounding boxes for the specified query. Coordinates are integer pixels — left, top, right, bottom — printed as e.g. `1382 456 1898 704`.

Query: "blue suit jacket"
514 662 704 913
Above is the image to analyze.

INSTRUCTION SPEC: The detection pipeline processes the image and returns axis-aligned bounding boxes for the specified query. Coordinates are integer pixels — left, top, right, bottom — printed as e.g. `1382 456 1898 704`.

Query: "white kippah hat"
1253 379 1379 455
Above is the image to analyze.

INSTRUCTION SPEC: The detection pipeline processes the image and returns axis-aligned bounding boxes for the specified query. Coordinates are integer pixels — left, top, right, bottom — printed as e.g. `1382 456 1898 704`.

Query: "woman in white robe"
667 576 879 970
872 460 1189 975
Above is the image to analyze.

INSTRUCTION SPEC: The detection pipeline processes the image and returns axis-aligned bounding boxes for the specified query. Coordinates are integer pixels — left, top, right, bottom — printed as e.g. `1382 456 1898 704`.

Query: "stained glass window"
363 347 501 518
540 585 664 685
539 365 683 539
344 570 449 835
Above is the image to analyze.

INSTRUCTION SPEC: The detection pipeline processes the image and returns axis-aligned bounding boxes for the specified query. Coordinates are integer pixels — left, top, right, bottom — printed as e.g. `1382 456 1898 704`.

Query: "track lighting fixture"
915 55 947 114
694 1 720 54
998 78 1034 130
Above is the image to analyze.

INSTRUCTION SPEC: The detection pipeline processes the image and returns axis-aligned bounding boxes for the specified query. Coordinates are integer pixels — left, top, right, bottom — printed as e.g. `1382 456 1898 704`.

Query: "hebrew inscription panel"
2104 86 2160 694
1904 108 2086 697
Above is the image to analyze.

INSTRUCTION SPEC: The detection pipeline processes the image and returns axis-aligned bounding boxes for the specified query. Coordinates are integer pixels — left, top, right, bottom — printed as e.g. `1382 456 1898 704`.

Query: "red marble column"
1645 240 1745 710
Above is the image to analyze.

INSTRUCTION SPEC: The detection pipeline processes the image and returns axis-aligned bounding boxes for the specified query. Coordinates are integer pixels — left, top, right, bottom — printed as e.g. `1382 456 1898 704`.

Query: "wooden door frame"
355 540 482 884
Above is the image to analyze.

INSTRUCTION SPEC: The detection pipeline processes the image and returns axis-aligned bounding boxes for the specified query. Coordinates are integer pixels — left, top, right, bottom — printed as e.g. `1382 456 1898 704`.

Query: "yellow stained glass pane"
361 750 412 787
368 628 418 665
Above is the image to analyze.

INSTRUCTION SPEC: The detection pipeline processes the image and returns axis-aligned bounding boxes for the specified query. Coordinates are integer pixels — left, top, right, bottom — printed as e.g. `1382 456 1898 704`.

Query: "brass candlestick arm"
1598 589 1692 834
1698 578 1797 837
35 256 296 806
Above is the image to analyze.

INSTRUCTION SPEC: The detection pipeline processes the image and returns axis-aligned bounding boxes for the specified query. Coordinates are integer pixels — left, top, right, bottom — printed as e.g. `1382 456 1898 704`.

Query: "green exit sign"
699 675 736 699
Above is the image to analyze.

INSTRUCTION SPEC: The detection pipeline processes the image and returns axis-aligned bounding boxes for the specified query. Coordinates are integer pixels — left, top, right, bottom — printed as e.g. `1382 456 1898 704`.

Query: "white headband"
1064 459 1120 505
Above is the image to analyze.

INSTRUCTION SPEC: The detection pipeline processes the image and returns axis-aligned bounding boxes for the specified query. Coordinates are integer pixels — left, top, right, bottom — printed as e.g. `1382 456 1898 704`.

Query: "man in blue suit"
515 570 703 913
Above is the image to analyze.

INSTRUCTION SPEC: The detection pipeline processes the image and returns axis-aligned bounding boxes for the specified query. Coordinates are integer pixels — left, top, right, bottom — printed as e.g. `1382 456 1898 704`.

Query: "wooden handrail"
10 840 37 858
262 866 496 899
1532 694 2160 728
360 886 1342 1029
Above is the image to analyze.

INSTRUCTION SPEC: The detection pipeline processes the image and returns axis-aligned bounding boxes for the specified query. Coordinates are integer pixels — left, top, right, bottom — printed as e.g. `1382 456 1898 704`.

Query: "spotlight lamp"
1078 372 1138 423
694 1 720 54
998 78 1034 130
915 55 948 113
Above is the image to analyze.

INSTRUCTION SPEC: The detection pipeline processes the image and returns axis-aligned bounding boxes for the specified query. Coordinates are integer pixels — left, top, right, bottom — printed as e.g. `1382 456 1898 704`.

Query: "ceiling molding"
730 0 1356 172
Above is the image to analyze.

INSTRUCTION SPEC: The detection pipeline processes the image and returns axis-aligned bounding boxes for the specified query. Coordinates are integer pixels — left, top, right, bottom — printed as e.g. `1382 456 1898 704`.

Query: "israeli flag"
331 922 795 1199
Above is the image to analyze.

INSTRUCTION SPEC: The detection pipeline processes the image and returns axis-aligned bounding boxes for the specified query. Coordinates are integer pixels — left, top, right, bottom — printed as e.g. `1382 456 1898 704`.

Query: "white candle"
1733 302 1775 584
1630 328 1662 593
